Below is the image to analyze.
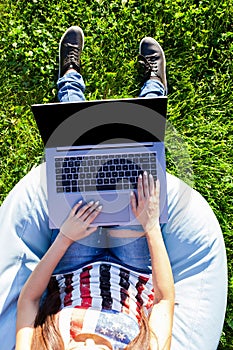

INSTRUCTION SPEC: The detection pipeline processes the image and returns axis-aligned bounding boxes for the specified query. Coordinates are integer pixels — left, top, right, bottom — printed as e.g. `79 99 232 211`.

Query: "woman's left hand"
131 172 160 233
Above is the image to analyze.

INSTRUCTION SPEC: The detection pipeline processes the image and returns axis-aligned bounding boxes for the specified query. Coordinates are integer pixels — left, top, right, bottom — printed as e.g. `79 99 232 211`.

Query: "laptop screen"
31 97 167 147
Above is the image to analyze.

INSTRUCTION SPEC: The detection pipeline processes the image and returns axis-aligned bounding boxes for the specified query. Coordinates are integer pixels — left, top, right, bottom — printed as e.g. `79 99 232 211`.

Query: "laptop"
31 96 168 229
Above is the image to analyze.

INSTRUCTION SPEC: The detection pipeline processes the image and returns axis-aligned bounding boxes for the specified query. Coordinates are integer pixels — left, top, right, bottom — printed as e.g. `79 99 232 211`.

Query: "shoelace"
63 43 80 68
138 53 159 78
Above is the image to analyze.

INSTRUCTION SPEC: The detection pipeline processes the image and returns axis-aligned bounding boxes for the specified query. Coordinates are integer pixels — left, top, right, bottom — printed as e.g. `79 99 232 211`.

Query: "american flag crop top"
53 261 155 349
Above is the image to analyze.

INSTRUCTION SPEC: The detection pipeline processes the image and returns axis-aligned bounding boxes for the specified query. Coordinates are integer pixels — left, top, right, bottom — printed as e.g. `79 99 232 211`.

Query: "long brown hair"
31 278 157 350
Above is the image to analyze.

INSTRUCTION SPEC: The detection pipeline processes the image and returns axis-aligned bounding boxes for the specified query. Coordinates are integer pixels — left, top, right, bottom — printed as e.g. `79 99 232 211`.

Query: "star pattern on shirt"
99 327 109 335
99 326 127 342
116 332 126 341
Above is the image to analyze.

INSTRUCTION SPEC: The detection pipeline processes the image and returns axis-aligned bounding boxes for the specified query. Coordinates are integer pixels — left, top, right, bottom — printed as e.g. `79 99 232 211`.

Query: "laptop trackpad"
83 192 131 225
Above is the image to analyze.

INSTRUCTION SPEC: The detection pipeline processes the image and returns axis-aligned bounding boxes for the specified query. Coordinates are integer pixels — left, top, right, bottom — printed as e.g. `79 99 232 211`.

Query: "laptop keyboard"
55 152 157 193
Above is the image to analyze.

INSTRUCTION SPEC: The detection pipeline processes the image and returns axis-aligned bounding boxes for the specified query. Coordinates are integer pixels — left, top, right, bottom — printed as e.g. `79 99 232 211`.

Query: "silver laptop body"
32 97 168 229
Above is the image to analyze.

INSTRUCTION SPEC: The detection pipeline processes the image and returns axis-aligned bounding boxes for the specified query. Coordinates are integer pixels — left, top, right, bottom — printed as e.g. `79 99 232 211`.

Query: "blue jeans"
57 71 166 102
51 227 152 274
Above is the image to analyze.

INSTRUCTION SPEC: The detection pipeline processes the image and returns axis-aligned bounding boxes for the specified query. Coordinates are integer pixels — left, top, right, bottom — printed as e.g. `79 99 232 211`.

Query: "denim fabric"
57 71 165 102
139 78 165 97
57 72 86 102
51 228 152 275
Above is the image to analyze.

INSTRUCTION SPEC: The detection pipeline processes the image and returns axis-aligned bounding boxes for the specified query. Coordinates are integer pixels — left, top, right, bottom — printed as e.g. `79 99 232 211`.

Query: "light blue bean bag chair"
0 163 227 349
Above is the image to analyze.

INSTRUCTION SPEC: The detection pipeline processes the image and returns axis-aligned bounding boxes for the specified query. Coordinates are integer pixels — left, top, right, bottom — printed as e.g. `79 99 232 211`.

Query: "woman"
16 173 174 349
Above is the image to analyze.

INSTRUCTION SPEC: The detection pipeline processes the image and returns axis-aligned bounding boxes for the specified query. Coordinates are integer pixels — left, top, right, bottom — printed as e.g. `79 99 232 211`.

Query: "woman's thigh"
104 225 152 273
52 225 152 274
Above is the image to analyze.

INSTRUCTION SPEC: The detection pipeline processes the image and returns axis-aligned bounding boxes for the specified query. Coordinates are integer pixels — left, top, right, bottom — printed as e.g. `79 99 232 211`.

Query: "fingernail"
139 174 142 179
89 201 94 205
78 200 82 204
144 171 147 176
98 205 103 210
95 201 100 206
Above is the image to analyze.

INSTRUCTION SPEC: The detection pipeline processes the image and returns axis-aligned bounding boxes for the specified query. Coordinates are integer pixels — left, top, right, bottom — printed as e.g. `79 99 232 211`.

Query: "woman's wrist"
57 231 74 248
144 222 161 237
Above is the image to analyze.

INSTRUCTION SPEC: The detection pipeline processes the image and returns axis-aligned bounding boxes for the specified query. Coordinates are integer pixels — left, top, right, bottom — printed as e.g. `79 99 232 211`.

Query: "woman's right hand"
59 200 102 242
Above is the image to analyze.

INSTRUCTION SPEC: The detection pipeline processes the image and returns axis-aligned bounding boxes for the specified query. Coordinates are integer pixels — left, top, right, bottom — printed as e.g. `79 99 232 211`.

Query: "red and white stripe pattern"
55 261 154 322
55 262 155 347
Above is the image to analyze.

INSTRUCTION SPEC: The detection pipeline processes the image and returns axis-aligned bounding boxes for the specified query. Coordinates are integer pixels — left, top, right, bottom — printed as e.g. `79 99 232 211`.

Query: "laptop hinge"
56 142 154 151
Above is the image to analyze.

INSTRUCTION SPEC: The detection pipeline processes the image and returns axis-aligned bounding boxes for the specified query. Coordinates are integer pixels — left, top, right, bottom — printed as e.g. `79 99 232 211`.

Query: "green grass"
0 0 232 347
